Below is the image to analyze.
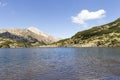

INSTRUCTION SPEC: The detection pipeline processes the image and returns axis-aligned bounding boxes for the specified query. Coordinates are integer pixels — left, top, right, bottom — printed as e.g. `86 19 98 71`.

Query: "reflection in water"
0 48 120 80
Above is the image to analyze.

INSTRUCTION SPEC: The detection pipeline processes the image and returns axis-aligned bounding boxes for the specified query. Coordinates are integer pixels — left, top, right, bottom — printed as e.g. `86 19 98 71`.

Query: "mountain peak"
27 26 49 37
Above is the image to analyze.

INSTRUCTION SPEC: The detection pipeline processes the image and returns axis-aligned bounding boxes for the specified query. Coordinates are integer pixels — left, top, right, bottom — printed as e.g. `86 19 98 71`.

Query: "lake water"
0 48 120 80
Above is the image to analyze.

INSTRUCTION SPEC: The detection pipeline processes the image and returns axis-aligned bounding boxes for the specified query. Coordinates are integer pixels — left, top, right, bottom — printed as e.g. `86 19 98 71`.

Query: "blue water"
0 48 120 80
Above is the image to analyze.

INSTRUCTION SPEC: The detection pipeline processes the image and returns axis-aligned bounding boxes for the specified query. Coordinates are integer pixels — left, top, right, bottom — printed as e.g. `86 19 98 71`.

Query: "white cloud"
0 1 7 7
71 9 106 25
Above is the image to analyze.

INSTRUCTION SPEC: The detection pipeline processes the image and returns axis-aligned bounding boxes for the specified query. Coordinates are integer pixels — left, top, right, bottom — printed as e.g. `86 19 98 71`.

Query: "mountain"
52 18 120 47
0 27 60 48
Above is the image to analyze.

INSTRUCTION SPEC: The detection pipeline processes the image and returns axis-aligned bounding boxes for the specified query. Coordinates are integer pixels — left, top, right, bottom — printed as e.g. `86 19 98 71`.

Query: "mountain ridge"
0 27 60 48
0 18 120 48
51 18 120 47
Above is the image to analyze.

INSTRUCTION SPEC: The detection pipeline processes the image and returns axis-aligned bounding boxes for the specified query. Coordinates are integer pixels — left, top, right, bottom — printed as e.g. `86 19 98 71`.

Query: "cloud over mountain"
71 9 106 25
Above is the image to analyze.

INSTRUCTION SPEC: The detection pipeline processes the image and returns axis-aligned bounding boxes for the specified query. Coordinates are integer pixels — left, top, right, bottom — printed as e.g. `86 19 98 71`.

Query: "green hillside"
52 18 120 47
0 37 44 48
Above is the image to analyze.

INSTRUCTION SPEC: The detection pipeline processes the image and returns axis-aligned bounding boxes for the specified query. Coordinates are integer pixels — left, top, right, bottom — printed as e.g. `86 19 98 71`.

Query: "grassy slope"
0 37 43 48
52 18 120 47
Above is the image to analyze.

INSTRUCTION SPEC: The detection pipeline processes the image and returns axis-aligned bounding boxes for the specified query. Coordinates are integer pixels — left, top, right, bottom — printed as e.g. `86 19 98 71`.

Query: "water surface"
0 48 120 80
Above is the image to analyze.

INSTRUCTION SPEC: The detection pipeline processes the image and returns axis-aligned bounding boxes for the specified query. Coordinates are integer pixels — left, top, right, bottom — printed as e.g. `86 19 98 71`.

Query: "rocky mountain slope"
0 27 60 48
52 18 120 47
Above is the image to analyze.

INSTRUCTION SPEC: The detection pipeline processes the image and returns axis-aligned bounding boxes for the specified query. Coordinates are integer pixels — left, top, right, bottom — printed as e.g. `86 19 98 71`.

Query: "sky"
0 0 120 38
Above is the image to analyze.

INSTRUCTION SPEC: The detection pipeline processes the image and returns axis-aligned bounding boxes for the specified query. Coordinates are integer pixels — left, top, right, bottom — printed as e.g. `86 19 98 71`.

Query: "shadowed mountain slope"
0 27 60 48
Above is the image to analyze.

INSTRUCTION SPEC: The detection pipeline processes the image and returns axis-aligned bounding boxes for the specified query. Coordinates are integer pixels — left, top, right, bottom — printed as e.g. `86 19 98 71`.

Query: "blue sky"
0 0 120 38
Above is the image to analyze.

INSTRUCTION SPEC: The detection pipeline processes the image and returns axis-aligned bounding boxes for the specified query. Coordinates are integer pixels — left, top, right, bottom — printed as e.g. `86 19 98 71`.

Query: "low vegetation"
0 18 120 48
52 18 120 47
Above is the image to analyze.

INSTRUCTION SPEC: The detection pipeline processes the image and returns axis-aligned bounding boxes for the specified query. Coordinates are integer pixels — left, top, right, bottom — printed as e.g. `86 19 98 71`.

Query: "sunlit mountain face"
0 27 60 48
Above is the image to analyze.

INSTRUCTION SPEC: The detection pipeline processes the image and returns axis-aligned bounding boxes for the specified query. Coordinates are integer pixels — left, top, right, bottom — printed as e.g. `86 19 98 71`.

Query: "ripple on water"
0 48 120 80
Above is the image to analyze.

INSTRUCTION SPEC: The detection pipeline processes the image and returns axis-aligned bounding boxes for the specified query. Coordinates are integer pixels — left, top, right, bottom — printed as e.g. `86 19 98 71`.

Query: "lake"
0 48 120 80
